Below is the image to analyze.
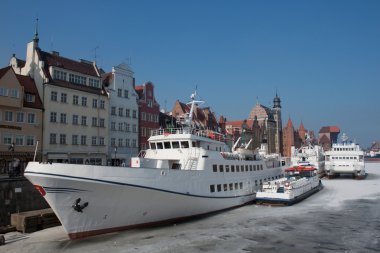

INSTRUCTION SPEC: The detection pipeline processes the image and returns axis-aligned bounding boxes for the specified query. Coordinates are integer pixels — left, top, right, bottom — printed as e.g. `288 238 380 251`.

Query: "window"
219 165 224 172
72 115 78 125
50 112 57 123
92 99 98 108
0 87 8 96
231 165 235 172
3 135 12 145
72 135 78 145
51 91 57 101
125 139 130 147
111 107 116 115
89 78 100 88
53 70 67 81
26 94 35 102
92 117 98 127
81 135 87 145
61 93 67 103
99 118 105 127
172 141 180 148
99 137 105 146
15 135 23 146
117 89 122 97
210 185 215 192
92 136 97 146
100 100 105 109
81 97 87 106
5 111 13 122
118 122 123 131
132 110 137 118
235 183 238 189
69 74 86 85
141 112 146 121
156 142 163 149
10 88 19 98
164 142 171 149
213 164 217 172
132 124 137 133
73 95 79 105
27 113 35 124
26 136 34 146
132 139 137 147
111 138 116 147
50 133 57 144
239 182 243 189
60 113 67 124
111 122 116 130
180 141 189 149
217 184 222 192
118 108 123 116
126 109 130 117
118 138 123 147
147 100 153 107
16 112 24 123
81 116 87 126
124 90 129 98
229 183 233 191
60 134 66 144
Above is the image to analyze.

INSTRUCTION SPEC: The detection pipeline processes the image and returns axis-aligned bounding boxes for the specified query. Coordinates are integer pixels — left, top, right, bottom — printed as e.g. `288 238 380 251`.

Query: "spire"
299 121 305 132
33 18 39 44
273 90 281 108
286 117 293 129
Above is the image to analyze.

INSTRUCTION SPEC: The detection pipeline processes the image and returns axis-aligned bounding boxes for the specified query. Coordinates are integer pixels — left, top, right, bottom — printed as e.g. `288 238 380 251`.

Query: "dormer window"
53 70 67 81
26 94 35 103
9 88 19 98
69 73 87 85
89 78 100 88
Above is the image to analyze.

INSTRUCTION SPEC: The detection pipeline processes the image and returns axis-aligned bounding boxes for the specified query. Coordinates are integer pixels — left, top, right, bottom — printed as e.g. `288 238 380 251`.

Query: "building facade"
10 32 109 165
102 63 139 165
247 94 283 154
0 66 43 174
135 82 160 151
318 126 340 151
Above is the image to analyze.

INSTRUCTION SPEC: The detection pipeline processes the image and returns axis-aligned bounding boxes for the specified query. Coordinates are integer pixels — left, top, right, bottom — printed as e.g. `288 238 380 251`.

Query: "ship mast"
185 91 204 131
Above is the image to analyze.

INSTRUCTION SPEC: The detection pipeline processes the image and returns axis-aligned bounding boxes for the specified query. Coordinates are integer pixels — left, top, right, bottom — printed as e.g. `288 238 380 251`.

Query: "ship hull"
25 162 260 239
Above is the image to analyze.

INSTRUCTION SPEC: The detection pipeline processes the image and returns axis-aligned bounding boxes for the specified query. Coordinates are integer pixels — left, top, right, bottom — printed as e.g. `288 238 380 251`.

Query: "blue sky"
1 0 379 147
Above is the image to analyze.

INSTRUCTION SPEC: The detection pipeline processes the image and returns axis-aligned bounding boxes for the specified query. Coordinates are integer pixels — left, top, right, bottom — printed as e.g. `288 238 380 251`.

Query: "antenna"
92 46 99 61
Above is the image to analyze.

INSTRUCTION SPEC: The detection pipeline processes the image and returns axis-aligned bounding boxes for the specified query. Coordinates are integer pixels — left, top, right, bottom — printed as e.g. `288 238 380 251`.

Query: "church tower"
273 92 283 154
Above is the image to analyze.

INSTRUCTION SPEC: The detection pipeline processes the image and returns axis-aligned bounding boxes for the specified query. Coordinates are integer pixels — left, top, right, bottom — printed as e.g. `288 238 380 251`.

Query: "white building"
102 63 139 165
10 30 109 165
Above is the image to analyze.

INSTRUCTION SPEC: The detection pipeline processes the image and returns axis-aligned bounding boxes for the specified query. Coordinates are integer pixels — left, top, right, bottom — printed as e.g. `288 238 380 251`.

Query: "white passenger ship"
290 134 325 177
324 134 365 179
24 92 284 239
256 165 322 205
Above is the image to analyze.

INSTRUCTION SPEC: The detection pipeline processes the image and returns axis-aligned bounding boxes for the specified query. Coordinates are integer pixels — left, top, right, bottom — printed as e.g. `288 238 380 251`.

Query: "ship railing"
150 128 225 142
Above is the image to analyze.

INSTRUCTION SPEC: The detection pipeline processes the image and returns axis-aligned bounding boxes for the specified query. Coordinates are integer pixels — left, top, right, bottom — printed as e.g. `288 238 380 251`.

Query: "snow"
2 163 380 253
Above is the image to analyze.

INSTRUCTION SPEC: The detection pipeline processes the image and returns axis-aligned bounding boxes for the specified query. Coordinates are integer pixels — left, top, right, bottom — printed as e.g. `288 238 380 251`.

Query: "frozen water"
1 163 380 253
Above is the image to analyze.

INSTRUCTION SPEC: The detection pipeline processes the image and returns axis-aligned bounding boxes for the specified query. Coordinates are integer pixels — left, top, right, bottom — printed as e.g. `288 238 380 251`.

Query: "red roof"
0 66 12 78
15 74 43 109
37 49 99 80
319 126 340 133
286 118 293 128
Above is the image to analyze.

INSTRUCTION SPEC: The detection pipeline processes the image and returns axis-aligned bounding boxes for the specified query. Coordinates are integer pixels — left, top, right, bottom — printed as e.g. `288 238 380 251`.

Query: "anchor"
72 198 88 212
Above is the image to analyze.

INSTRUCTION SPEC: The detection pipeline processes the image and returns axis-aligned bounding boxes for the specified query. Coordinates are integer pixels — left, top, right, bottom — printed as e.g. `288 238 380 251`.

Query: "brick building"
282 118 316 157
135 82 160 151
318 126 340 151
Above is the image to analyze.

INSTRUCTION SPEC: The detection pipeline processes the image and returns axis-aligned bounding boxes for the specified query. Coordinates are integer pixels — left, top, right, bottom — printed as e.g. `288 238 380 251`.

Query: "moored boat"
24 91 285 239
256 165 322 206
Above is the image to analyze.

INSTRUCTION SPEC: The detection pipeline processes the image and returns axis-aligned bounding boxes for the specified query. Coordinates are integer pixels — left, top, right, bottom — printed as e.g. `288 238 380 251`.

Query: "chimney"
52 51 60 56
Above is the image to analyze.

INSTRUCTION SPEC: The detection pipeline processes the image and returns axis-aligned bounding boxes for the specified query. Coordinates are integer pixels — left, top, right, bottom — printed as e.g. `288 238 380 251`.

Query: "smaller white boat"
256 165 322 206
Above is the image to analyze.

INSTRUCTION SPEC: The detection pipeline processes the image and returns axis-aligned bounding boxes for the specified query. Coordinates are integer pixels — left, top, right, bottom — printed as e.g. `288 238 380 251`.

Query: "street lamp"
8 142 15 177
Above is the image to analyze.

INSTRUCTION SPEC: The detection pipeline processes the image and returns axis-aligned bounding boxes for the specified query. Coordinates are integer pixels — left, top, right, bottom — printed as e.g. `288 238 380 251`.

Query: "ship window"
253 165 256 171
259 179 262 185
241 165 244 172
235 183 238 189
231 165 235 172
229 183 233 190
210 185 215 193
226 165 230 172
223 184 228 191
213 164 217 172
172 141 180 148
250 165 253 171
192 141 196 147
261 165 263 170
245 165 248 171
157 142 163 149
236 166 240 172
239 182 243 189
217 184 221 192
150 143 156 149
255 180 258 186
181 141 189 148
164 142 171 149
219 165 224 172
